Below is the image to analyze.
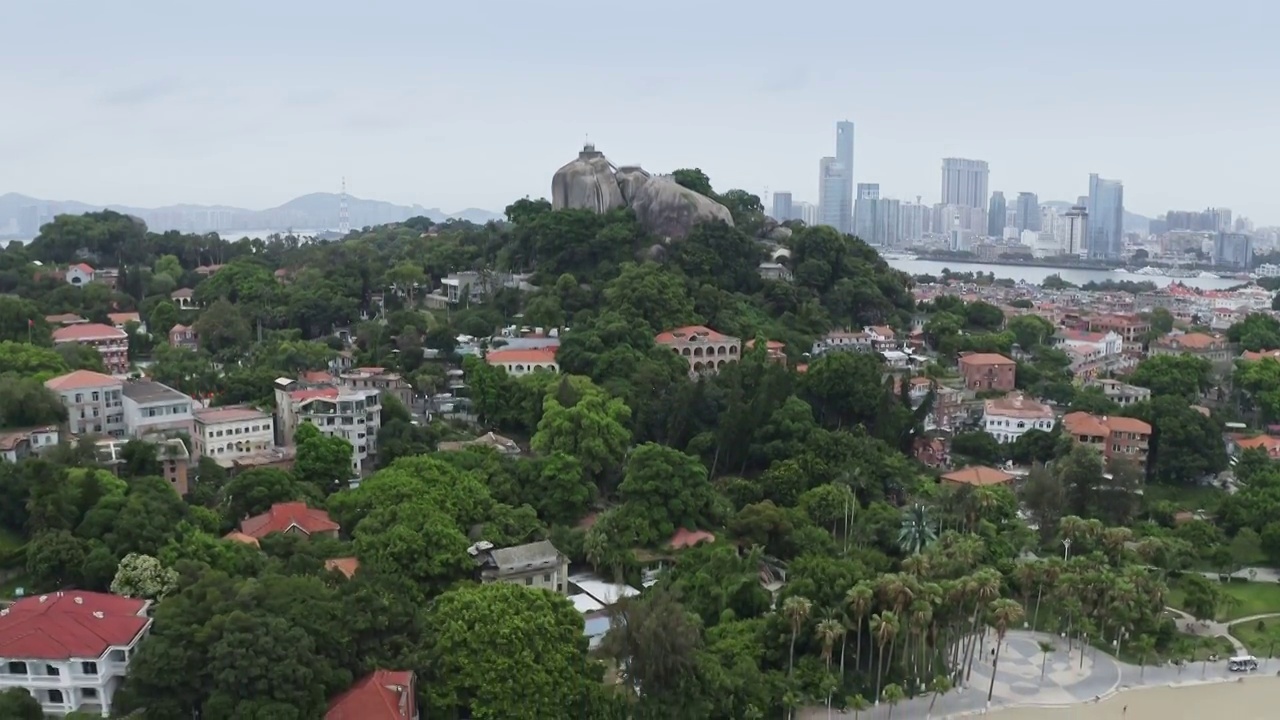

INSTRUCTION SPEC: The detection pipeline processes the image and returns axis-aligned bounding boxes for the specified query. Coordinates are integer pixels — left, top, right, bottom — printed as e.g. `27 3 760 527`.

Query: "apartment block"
192 406 275 461
44 371 126 438
51 324 129 376
273 378 381 476
121 380 194 440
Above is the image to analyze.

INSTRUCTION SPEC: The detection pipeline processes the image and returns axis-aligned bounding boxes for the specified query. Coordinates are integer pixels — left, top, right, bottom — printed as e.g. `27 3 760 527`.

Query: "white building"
64 263 95 287
0 591 152 717
0 426 60 462
982 392 1055 444
1052 329 1123 357
44 370 126 438
121 380 195 440
484 347 559 377
192 406 275 461
273 379 381 476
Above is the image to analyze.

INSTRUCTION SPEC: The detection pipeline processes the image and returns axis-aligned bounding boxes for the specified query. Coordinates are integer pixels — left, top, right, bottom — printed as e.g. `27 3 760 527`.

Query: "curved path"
1165 606 1280 655
799 628 1267 719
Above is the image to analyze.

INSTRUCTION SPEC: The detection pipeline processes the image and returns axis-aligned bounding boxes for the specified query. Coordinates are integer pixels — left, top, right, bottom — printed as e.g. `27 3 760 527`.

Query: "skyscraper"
853 183 880 243
835 121 855 234
772 192 793 221
1064 205 1088 258
941 158 990 209
818 157 846 230
1015 192 1041 232
876 197 901 248
1087 174 1124 259
987 191 1006 237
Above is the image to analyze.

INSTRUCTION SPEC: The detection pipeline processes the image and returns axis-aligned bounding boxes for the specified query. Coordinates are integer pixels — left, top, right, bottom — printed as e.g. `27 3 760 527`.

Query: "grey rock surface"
551 144 626 213
629 175 734 241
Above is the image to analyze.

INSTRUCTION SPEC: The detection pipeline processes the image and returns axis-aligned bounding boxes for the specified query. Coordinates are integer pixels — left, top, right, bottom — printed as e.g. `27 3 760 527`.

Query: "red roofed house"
957 352 1016 392
484 347 559 377
0 590 151 716
44 370 126 437
65 263 95 287
1228 434 1280 461
52 323 129 375
106 312 143 333
1150 332 1231 364
272 377 382 476
168 324 198 352
655 325 741 377
326 670 418 720
238 502 340 540
1062 411 1152 470
941 465 1016 487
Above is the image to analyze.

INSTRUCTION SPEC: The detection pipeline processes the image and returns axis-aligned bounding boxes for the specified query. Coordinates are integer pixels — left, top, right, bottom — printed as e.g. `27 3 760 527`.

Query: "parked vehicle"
1228 655 1258 672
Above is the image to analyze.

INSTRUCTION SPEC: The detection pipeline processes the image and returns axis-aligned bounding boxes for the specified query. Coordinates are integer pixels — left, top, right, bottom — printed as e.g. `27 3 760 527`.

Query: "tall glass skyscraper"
772 191 793 221
1087 174 1124 259
853 183 879 243
818 157 846 230
941 158 989 209
835 121 854 234
987 191 1006 237
1016 192 1041 232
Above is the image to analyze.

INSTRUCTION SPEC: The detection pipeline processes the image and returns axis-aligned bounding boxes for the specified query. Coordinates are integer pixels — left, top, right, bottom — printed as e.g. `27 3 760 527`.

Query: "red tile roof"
45 369 123 392
44 313 87 325
193 406 271 424
667 528 715 550
326 670 417 720
325 557 360 579
941 466 1016 487
222 531 261 548
485 348 558 365
654 325 735 344
107 312 141 326
239 502 340 539
51 323 127 343
958 352 1015 367
289 387 340 403
0 591 149 660
71 263 95 275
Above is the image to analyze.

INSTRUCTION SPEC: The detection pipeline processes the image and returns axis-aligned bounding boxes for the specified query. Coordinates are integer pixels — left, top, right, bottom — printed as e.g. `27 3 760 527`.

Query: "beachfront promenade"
799 629 1272 719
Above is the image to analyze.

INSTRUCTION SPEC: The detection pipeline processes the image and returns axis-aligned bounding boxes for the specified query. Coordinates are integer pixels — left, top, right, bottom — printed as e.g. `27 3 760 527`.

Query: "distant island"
0 192 503 239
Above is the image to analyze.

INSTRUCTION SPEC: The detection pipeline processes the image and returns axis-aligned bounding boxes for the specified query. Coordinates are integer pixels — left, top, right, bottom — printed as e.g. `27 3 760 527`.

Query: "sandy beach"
985 675 1280 720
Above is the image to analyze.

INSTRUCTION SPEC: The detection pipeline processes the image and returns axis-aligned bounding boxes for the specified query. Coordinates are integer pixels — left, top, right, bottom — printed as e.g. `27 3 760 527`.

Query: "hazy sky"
3 1 1278 222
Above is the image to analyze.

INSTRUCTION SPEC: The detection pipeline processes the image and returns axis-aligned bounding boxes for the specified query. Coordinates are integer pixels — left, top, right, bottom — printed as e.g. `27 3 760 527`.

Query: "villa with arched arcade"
654 325 742 377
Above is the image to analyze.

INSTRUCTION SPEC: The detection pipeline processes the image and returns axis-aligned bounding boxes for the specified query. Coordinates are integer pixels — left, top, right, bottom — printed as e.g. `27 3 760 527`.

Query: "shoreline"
959 673 1279 719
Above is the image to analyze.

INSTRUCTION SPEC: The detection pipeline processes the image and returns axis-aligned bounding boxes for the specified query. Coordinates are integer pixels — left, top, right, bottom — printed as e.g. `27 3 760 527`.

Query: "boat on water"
879 251 918 261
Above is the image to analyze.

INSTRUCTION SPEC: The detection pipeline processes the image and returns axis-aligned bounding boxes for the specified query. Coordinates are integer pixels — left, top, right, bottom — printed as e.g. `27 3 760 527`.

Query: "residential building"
1215 232 1253 269
941 465 1015 487
1086 379 1152 406
484 347 559 377
745 339 788 366
468 540 570 594
52 324 129 375
1015 192 1040 232
810 329 872 356
941 158 990 209
757 262 792 282
0 591 152 717
655 325 741 377
1062 411 1152 469
193 406 274 461
45 370 125 438
237 502 339 541
96 437 190 495
987 191 1006 237
106 312 143 334
1053 329 1123 356
1087 314 1150 345
338 367 414 409
864 325 898 352
0 426 59 462
794 201 819 226
326 670 418 720
771 191 793 221
65 263 95 287
45 313 88 326
817 157 848 232
957 352 1017 392
213 446 297 475
1149 332 1231 363
853 183 880 243
121 380 194 440
168 324 197 351
170 288 195 310
273 378 381 476
1229 434 1280 461
982 392 1055 444
1087 174 1124 259
1064 205 1088 257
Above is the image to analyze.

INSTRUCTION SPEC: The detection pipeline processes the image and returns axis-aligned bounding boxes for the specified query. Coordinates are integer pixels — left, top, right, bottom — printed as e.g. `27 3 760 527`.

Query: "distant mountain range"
0 192 504 239
1042 200 1151 235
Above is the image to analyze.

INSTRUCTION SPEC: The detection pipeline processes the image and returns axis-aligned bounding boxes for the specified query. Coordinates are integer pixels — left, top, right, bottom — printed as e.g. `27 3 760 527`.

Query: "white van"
1228 655 1258 672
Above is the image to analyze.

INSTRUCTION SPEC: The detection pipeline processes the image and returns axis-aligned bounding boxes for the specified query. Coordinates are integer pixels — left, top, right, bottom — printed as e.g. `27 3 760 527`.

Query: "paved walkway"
799 628 1269 720
1165 605 1280 655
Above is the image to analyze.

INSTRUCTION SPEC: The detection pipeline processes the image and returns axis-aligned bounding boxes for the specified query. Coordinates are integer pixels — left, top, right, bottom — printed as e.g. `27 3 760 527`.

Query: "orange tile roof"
239 502 339 539
654 325 734 343
0 591 149 660
290 387 340 403
326 670 416 720
958 352 1015 366
1241 350 1280 362
1157 332 1222 350
325 557 361 579
70 263 95 274
941 466 1015 486
222 531 261 548
44 313 87 325
107 312 141 326
667 528 716 550
983 392 1054 419
51 323 127 343
1062 411 1111 437
485 348 558 364
44 369 122 391
1104 415 1152 434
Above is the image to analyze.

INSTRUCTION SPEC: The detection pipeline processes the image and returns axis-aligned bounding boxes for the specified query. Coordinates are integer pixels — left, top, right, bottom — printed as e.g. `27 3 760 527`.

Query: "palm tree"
986 599 1025 705
872 611 900 706
1132 635 1156 680
926 674 953 719
784 595 813 678
845 694 869 720
845 583 873 675
1013 561 1038 628
816 613 845 717
1037 641 1055 682
899 503 938 555
882 683 906 720
964 569 1001 685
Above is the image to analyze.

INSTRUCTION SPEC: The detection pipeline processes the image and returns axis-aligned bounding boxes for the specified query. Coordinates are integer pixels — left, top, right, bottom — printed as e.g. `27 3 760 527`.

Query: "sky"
3 1 1279 223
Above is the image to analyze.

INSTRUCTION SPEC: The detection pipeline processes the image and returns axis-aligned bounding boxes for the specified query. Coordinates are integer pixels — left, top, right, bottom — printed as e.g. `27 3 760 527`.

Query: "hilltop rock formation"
551 143 733 241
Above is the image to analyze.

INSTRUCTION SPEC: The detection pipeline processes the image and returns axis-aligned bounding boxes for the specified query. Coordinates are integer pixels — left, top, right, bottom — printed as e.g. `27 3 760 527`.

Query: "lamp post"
1062 538 1073 561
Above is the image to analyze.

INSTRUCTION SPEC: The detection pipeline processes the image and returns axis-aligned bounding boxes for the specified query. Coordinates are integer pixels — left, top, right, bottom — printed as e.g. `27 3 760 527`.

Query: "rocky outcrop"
551 144 626 214
551 143 734 241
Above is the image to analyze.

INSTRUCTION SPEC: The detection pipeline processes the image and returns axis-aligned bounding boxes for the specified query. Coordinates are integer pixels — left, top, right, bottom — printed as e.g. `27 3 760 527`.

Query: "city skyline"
3 2 1277 224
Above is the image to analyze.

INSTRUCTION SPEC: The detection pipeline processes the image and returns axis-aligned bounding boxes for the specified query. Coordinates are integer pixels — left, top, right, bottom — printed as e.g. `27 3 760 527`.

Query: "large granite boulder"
551 143 625 213
550 144 735 240
629 175 734 241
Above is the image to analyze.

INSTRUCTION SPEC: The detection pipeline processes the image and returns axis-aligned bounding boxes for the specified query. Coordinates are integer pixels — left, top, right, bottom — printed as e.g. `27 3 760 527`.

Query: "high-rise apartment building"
795 202 819 226
899 198 929 244
876 198 901 248
835 120 854 234
941 158 990 209
1064 206 1088 258
1214 232 1253 269
772 192 793 222
1015 192 1041 232
818 157 848 231
1087 174 1124 259
987 191 1006 237
853 183 880 243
